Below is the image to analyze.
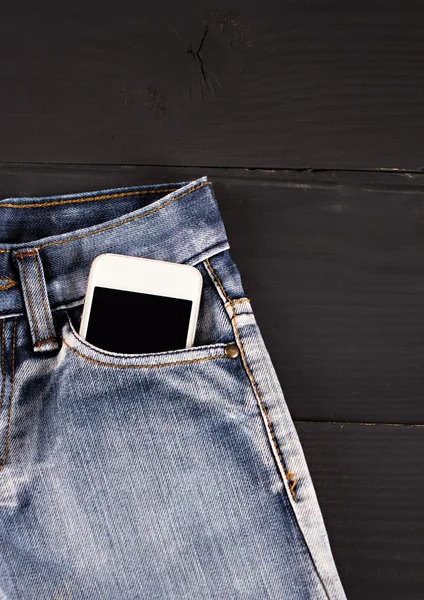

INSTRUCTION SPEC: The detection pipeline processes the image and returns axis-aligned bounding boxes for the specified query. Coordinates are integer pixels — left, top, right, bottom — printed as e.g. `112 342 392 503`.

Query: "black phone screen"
85 286 193 354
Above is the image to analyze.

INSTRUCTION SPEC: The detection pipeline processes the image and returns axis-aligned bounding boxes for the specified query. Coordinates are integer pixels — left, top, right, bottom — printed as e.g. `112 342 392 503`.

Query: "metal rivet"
225 343 239 359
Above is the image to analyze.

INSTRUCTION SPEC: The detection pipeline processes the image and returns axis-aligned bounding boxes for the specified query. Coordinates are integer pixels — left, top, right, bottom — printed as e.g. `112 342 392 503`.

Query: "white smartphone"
79 253 203 354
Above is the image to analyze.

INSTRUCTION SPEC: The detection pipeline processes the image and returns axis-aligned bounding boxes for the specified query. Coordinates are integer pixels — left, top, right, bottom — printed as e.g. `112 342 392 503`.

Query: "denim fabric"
0 176 346 599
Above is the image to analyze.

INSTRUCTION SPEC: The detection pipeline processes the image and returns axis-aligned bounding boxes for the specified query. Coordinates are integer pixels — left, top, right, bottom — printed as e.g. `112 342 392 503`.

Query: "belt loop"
12 247 59 353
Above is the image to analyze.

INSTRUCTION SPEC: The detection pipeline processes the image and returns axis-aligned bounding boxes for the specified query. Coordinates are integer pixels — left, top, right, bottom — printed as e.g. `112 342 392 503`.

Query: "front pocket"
61 310 237 369
60 259 237 367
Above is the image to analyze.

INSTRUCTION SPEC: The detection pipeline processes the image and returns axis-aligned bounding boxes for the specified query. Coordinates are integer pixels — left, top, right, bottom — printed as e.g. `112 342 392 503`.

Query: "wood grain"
2 164 424 424
1 1 424 168
296 421 424 600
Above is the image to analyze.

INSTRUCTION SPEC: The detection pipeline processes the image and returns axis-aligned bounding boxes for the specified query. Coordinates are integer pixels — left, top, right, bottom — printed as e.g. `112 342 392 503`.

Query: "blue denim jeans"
0 176 346 599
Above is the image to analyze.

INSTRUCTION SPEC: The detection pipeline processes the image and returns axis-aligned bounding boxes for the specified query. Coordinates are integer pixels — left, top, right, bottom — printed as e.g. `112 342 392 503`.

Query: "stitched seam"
0 294 86 318
205 258 297 501
33 254 56 340
62 337 226 369
67 313 227 359
0 187 180 209
207 258 228 299
225 297 251 306
19 258 41 344
15 250 37 258
35 337 59 346
0 318 17 470
0 182 211 254
0 278 17 291
0 321 4 411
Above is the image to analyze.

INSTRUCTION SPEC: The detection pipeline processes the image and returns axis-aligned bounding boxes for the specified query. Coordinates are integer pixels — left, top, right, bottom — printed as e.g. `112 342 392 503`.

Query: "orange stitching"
62 336 226 369
33 253 55 339
0 321 4 411
206 258 228 300
0 187 180 209
15 250 37 258
286 471 298 498
38 182 210 251
0 278 17 291
225 298 251 306
35 337 58 346
19 258 41 344
0 318 17 470
0 182 211 254
205 258 297 501
0 182 211 255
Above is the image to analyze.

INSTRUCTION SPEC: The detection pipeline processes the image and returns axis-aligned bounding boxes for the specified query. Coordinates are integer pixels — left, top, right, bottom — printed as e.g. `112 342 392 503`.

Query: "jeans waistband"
0 176 229 318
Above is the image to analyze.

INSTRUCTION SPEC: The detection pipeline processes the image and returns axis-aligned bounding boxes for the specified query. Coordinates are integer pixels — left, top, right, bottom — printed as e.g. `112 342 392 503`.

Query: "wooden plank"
1 1 424 168
1 164 424 424
295 421 424 600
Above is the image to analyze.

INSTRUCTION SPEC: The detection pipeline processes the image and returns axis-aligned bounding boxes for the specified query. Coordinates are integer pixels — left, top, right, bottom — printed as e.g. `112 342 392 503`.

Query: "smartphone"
79 253 203 354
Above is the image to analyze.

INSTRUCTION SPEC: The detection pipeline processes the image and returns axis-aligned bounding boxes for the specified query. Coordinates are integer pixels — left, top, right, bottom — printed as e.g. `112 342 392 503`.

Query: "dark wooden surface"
1 1 424 169
1 2 424 599
296 422 424 600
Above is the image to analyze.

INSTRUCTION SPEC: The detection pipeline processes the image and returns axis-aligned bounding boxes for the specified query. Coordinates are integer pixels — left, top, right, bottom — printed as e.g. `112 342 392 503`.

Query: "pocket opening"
61 308 234 369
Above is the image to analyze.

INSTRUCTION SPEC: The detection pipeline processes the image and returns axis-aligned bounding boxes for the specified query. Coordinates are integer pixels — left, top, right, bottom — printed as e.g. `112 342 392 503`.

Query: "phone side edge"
185 266 203 348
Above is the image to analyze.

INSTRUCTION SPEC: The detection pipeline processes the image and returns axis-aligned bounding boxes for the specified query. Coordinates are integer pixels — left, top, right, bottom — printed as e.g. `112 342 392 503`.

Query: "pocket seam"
63 311 232 368
204 257 298 502
61 336 228 369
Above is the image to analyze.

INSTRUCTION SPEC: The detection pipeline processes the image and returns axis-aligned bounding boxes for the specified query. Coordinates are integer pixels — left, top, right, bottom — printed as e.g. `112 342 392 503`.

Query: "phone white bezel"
79 253 203 350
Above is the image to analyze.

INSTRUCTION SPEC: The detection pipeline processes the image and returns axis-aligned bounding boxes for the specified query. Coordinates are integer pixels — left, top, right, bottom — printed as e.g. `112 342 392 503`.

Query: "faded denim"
0 176 346 599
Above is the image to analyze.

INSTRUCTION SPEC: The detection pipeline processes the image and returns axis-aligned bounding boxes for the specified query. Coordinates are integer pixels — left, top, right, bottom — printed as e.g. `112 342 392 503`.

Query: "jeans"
0 176 346 599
